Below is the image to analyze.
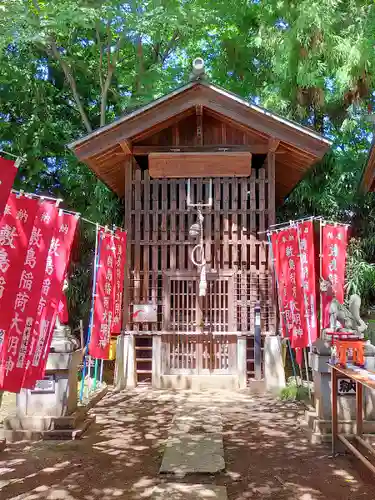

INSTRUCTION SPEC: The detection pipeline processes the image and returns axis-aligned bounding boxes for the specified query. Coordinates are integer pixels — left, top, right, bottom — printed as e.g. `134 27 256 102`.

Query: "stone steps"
0 415 95 442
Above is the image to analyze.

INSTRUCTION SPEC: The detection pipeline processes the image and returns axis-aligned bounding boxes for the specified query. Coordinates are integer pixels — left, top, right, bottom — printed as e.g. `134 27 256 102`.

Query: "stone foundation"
160 375 239 391
303 340 375 443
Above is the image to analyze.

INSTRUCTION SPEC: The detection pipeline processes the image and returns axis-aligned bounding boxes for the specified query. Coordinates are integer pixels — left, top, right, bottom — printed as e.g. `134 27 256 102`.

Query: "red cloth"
0 157 17 217
0 194 39 363
22 212 78 388
270 232 287 337
0 201 58 392
89 231 116 359
275 227 308 350
112 230 126 334
58 294 69 324
297 220 318 345
321 224 348 329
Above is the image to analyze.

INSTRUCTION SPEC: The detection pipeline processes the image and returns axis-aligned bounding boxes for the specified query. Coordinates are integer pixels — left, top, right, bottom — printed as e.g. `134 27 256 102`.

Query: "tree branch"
100 30 127 127
47 38 92 133
95 23 104 92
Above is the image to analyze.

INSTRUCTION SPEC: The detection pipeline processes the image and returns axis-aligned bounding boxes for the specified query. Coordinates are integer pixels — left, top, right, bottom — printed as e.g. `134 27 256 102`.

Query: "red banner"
0 194 39 354
89 231 116 359
321 223 348 329
0 157 17 216
270 232 287 337
297 220 318 345
0 202 59 391
276 227 308 350
22 212 79 388
112 230 126 334
58 294 69 324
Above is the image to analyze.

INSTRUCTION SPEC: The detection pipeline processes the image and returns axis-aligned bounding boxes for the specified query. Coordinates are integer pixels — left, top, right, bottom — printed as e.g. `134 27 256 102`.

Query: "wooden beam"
122 156 133 331
269 138 280 153
267 139 276 226
119 140 132 155
132 144 269 155
196 104 203 146
74 104 196 160
149 152 252 178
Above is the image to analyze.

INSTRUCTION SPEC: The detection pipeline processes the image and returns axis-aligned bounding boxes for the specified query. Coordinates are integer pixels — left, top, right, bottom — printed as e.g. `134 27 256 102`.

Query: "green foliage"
2 1 375 323
280 383 310 402
345 239 375 310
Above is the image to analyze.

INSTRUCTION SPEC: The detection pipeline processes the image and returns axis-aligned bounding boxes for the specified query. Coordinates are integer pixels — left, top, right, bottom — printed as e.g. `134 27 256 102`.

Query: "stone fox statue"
320 278 367 335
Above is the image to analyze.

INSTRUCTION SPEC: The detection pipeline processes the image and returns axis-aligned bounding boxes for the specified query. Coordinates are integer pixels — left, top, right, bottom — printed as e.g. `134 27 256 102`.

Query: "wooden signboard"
149 152 252 178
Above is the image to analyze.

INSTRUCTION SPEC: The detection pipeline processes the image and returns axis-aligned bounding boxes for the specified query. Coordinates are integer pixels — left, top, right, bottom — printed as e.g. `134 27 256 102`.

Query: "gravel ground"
0 387 374 499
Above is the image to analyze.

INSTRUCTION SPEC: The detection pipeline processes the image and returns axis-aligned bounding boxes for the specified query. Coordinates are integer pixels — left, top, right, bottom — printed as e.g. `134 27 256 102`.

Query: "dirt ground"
0 387 375 499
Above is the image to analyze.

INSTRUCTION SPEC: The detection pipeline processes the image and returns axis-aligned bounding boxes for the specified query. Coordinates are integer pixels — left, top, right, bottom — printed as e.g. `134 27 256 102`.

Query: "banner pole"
296 221 312 398
303 347 311 395
80 225 101 402
267 231 299 386
100 359 104 384
93 359 99 390
319 219 323 336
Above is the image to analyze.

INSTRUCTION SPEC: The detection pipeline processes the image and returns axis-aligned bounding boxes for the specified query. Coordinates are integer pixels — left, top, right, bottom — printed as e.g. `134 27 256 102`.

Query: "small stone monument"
302 284 375 442
2 280 94 441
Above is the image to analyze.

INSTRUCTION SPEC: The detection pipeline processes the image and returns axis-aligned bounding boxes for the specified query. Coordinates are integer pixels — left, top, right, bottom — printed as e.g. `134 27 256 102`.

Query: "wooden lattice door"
163 272 237 374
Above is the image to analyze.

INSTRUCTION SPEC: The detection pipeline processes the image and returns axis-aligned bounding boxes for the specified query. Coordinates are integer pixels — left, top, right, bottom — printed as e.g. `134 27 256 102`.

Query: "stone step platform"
160 406 225 476
160 433 225 475
152 483 227 499
0 414 95 442
170 408 223 435
300 408 375 444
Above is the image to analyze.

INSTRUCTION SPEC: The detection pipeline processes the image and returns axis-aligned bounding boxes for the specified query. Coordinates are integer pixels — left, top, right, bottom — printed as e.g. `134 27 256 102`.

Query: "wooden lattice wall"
123 157 276 336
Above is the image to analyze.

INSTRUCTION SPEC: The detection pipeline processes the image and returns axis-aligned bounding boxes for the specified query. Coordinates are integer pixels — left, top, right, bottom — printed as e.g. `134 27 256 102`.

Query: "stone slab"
152 483 228 500
0 416 95 442
160 433 225 475
4 407 88 431
170 409 223 434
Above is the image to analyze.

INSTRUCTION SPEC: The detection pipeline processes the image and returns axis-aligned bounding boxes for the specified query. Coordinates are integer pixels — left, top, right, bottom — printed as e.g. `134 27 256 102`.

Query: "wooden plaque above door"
149 152 252 178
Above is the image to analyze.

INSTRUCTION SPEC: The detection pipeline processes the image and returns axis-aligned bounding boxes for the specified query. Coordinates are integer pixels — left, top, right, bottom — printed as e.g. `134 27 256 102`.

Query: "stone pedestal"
114 334 136 390
1 324 94 441
302 339 375 442
264 336 286 394
237 337 247 390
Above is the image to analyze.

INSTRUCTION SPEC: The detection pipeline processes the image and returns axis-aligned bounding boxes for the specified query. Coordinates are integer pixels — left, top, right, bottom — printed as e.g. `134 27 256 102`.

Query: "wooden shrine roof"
69 81 332 202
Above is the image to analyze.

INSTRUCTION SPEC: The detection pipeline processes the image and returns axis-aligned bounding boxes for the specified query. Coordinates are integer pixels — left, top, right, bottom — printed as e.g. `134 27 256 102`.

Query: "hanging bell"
189 222 201 238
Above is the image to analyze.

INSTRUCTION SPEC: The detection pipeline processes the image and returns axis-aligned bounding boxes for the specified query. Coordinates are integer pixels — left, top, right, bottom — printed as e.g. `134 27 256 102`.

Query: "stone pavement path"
0 388 374 499
160 407 225 476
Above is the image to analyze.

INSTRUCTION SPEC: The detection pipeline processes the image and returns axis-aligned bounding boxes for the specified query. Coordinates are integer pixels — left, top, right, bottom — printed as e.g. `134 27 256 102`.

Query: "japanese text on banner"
0 202 58 391
270 232 287 337
0 194 39 353
297 220 318 345
321 224 348 329
112 230 126 334
22 212 78 388
277 227 308 349
89 231 116 359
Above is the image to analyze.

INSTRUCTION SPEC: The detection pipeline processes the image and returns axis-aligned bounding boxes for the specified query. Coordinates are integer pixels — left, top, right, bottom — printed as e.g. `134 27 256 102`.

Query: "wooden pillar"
126 334 136 388
267 139 279 334
237 336 247 389
152 335 162 389
122 155 133 331
114 333 136 389
115 156 132 388
267 138 278 227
